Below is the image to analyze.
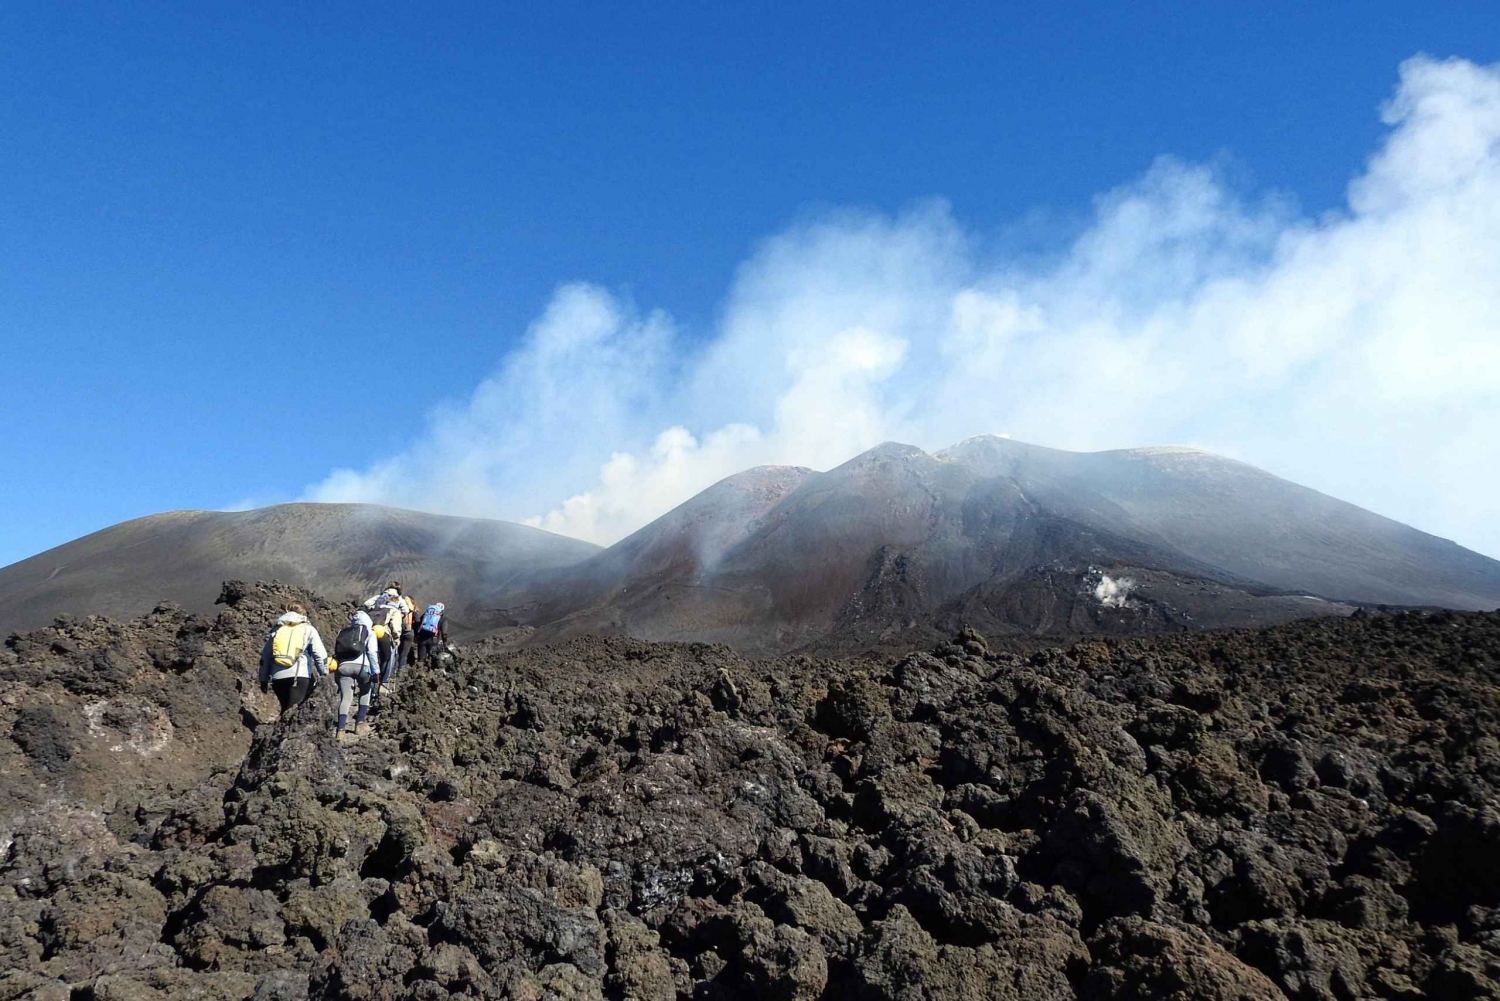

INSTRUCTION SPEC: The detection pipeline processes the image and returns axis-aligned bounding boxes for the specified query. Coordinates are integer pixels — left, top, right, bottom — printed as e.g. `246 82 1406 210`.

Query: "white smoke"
1093 575 1136 609
305 56 1500 559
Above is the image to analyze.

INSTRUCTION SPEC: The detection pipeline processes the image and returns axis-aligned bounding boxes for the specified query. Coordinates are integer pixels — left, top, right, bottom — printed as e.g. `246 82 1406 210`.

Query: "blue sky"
3 3 1499 567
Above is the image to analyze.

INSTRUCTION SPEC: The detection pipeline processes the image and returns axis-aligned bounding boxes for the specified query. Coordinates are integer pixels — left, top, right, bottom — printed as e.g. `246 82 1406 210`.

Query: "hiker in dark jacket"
331 609 381 741
416 602 447 660
258 603 328 713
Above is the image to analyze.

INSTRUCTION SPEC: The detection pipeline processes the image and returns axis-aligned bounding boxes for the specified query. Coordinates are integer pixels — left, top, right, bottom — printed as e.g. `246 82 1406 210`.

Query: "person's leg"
381 643 398 686
272 677 294 712
284 676 312 710
355 681 373 732
416 632 433 660
337 676 355 733
377 637 394 689
395 634 413 679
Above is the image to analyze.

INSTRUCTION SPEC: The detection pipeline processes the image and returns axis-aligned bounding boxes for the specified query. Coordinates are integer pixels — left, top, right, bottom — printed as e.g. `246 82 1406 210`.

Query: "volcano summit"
485 437 1500 653
1 438 1497 651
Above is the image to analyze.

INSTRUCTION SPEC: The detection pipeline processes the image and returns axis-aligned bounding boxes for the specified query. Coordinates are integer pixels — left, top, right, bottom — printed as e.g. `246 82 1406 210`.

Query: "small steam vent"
1084 567 1136 608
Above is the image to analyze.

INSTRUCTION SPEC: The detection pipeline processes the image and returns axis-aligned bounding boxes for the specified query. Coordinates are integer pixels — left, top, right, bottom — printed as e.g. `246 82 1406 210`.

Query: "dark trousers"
377 636 393 683
271 676 312 713
394 631 415 677
417 630 440 660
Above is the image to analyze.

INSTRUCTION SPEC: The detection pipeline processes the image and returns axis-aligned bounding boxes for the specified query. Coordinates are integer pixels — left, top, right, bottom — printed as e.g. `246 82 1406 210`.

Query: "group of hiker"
256 580 448 742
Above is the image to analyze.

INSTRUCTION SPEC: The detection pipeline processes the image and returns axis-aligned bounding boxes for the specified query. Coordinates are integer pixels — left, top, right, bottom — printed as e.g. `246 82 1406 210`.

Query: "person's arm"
365 631 381 677
258 633 273 690
307 628 328 678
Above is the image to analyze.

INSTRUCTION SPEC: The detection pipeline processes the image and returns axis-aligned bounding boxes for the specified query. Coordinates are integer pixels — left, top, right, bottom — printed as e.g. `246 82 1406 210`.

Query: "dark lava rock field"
2 583 1499 1000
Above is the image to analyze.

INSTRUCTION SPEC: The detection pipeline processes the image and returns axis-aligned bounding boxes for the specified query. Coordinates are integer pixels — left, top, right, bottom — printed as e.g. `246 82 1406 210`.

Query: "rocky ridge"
0 580 345 830
3 583 1499 999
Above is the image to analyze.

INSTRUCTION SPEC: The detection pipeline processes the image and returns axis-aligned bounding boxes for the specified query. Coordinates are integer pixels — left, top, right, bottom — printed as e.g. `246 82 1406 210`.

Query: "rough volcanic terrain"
3 583 1500 999
0 581 345 830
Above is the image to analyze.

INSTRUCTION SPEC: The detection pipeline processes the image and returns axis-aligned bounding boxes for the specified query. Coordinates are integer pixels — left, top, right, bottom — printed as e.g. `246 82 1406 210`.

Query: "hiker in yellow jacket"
257 602 329 713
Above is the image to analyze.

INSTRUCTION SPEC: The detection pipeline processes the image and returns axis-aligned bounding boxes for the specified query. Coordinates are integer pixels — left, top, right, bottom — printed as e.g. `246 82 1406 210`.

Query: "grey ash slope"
487 464 817 645
940 435 1500 611
0 502 600 634
494 437 1500 654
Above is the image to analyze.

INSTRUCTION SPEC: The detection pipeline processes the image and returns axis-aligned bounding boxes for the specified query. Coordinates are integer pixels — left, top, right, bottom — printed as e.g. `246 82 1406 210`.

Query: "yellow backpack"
271 622 310 668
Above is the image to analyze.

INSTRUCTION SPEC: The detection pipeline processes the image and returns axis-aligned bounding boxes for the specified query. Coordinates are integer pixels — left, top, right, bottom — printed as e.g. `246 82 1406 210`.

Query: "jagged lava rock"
1 585 1498 999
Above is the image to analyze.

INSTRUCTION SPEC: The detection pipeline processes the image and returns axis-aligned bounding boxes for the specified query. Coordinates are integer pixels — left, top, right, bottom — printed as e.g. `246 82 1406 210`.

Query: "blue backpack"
421 605 443 632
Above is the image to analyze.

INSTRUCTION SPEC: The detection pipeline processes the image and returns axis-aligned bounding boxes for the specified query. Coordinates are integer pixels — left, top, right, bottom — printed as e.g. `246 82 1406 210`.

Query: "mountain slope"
7 438 1497 651
0 503 600 634
497 438 1500 653
489 465 816 644
939 435 1500 610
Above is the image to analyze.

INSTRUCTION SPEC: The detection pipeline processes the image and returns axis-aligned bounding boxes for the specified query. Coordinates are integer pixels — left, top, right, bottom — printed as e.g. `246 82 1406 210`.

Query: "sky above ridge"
2 3 1499 567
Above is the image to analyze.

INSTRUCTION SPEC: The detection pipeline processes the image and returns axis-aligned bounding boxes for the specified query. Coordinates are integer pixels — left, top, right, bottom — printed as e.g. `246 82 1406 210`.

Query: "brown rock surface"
2 585 1498 999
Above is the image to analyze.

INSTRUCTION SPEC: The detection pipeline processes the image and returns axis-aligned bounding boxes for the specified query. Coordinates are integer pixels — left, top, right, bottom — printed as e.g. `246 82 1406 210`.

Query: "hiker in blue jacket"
416 602 447 660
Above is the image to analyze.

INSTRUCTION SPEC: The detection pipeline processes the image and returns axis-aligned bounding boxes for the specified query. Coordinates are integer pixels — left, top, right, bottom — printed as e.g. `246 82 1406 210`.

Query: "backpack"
270 622 309 668
334 623 368 662
421 604 442 633
372 597 403 634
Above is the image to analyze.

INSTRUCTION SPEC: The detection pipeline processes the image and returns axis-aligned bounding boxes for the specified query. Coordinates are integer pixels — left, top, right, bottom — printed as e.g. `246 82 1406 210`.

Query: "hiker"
364 586 405 694
375 619 395 693
387 581 417 680
396 594 417 676
416 601 447 660
331 609 381 741
258 602 328 713
365 580 415 621
362 579 405 610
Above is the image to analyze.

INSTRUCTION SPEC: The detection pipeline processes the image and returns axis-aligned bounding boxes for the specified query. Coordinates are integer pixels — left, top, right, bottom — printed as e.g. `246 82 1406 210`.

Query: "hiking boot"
336 729 348 743
379 684 391 696
356 722 372 735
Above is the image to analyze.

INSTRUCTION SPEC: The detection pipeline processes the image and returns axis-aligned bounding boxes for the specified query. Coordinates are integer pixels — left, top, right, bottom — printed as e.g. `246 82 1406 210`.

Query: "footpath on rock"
2 582 1499 1000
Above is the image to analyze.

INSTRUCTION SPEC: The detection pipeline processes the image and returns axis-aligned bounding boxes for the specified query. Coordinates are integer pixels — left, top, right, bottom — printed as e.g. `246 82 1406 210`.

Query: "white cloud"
305 283 678 521
305 56 1500 558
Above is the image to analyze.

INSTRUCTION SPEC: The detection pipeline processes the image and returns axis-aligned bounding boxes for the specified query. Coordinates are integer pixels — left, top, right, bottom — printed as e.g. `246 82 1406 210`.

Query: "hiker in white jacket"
258 603 328 714
363 585 408 693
